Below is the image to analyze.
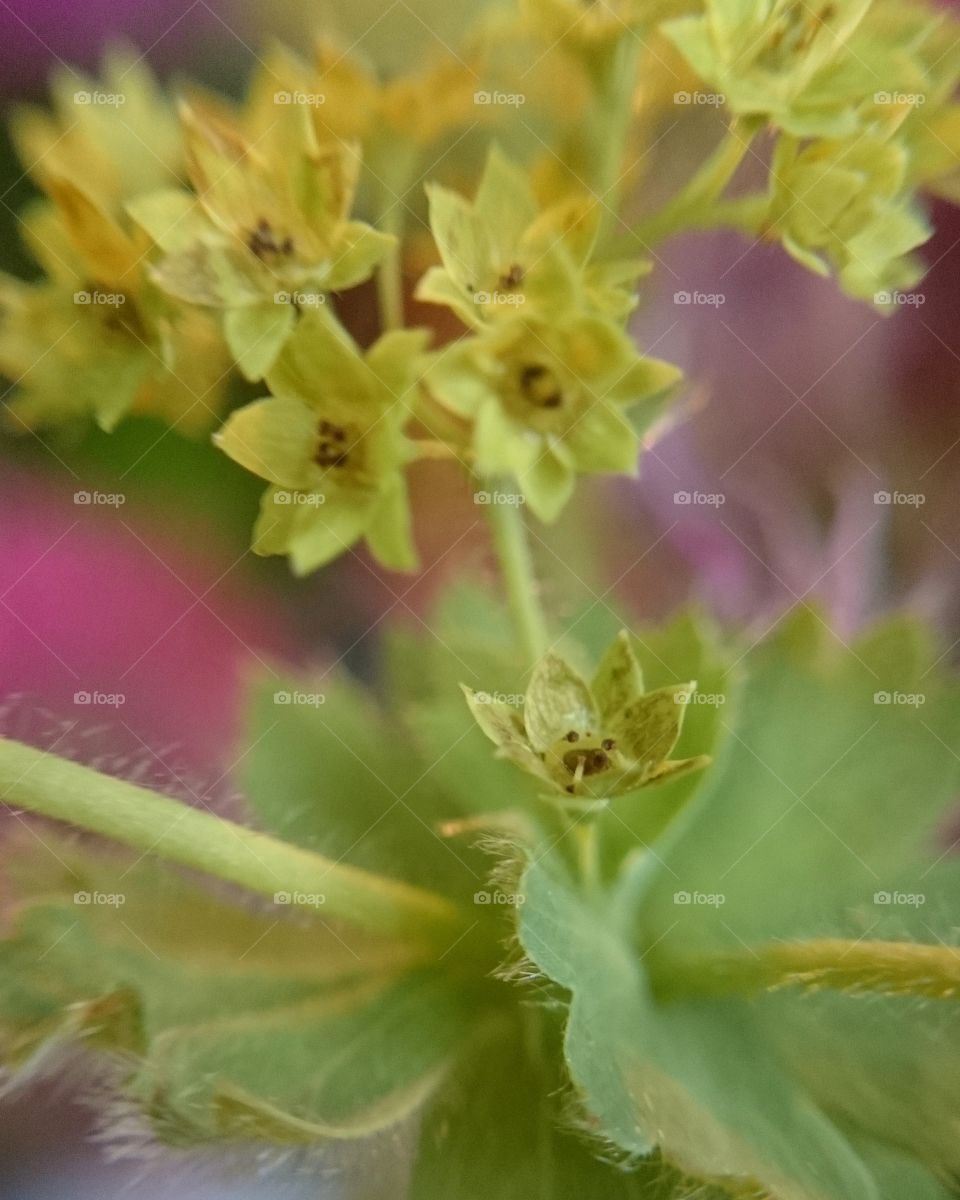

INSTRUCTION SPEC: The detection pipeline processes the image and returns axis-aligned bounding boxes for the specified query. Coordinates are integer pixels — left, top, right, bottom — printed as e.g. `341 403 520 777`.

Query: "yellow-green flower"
0 186 228 434
214 314 428 575
767 132 929 301
425 312 681 522
9 48 182 213
417 147 647 328
464 631 710 803
133 104 393 382
663 0 876 137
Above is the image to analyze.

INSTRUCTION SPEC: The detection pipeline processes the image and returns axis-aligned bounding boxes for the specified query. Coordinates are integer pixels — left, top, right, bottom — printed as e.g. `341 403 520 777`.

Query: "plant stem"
484 493 548 664
630 120 756 247
374 139 418 333
594 36 641 244
653 937 960 1003
0 737 465 943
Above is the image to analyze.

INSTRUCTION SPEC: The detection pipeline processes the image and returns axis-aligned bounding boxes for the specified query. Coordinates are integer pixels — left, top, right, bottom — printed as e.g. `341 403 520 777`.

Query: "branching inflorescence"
3 2 960 1197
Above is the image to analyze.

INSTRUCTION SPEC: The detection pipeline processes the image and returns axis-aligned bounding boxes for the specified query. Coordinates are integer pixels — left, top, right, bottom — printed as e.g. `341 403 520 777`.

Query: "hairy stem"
0 737 465 943
374 140 418 332
484 492 548 664
631 120 756 247
654 937 960 1002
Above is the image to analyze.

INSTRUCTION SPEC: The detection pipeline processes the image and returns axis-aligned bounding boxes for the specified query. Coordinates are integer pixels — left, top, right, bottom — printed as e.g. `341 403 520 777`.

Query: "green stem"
593 36 641 244
374 139 418 333
484 492 548 665
630 120 757 247
653 937 960 1003
0 737 465 944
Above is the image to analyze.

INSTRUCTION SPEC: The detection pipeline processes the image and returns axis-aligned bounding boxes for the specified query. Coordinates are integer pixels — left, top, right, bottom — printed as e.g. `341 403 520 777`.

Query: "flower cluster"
2 0 959 569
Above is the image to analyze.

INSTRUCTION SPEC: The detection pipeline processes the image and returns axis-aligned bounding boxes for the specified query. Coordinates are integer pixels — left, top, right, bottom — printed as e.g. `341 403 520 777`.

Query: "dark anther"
500 263 525 289
519 363 563 410
565 730 580 743
247 218 294 260
314 419 351 468
601 738 616 751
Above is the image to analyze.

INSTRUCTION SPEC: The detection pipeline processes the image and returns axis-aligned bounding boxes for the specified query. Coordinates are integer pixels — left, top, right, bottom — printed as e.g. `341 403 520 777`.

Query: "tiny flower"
417 146 647 329
424 311 681 522
767 133 929 301
663 0 876 137
135 103 394 381
463 631 710 802
214 313 428 575
0 181 229 433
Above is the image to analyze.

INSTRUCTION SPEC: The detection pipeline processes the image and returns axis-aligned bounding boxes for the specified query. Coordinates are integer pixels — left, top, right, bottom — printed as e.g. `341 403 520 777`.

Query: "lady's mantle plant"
3 3 960 1197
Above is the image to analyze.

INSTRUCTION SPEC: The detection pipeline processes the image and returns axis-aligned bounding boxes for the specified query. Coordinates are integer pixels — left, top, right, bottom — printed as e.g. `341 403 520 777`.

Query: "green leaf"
240 671 487 897
517 850 879 1200
0 849 471 1144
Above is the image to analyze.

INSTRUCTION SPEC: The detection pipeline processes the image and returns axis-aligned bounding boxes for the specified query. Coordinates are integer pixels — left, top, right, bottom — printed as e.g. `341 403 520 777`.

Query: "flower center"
314 419 352 469
518 362 564 410
247 218 295 260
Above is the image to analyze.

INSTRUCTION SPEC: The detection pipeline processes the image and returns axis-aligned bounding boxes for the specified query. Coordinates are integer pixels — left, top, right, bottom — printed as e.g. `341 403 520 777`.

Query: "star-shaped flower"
663 0 875 138
134 103 393 381
463 631 710 802
214 313 427 575
424 310 681 522
417 147 647 329
767 132 929 301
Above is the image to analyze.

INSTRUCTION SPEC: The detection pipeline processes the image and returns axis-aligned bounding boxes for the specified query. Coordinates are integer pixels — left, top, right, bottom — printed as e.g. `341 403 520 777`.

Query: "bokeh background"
2 0 960 1195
